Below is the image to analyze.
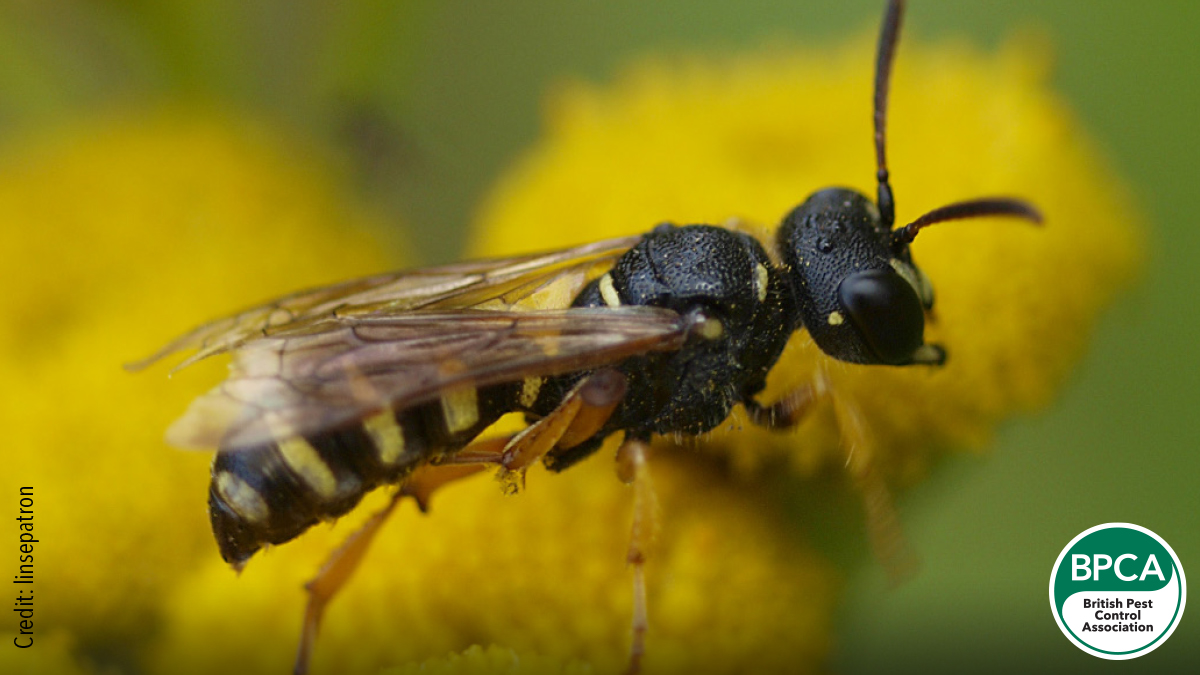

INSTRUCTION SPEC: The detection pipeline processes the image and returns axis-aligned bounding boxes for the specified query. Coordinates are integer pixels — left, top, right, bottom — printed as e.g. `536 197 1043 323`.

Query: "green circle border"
1049 522 1187 659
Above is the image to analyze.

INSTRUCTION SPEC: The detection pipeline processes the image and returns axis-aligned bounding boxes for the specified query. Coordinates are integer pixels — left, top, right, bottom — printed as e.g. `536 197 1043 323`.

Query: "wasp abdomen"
209 383 519 566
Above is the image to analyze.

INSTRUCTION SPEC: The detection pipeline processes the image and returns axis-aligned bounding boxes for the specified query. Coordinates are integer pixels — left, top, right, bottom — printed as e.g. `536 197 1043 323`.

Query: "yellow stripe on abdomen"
277 435 339 501
440 387 480 435
363 410 408 466
214 471 270 524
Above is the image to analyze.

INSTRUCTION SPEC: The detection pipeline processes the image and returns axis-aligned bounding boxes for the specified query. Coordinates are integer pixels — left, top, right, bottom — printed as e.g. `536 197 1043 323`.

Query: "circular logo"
1049 523 1186 659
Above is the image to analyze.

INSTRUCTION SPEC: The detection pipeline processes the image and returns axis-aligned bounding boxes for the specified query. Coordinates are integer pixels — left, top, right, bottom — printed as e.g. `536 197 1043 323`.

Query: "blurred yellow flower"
0 630 96 675
381 644 593 675
470 34 1143 484
1 109 392 670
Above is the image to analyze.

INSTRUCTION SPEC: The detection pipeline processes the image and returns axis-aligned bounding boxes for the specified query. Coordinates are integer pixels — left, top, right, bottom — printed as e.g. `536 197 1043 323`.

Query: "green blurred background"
2 0 1194 672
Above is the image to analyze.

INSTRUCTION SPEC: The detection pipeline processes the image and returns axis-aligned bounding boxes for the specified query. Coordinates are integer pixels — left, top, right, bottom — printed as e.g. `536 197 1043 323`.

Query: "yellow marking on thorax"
363 410 407 466
599 273 622 307
694 315 724 341
441 387 480 435
827 311 845 326
512 272 586 311
519 376 544 408
754 263 769 302
214 471 269 524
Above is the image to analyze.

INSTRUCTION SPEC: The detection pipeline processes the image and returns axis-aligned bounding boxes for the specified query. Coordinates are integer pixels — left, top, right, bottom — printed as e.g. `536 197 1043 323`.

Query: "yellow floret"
470 35 1143 482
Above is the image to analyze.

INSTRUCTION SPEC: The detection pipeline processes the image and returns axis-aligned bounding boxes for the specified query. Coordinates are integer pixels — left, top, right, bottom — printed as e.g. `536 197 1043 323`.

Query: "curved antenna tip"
893 197 1044 247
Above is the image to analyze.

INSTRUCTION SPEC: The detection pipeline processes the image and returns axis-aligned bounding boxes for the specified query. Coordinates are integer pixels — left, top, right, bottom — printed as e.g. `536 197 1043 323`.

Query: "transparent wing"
126 235 642 373
129 234 697 451
166 307 687 450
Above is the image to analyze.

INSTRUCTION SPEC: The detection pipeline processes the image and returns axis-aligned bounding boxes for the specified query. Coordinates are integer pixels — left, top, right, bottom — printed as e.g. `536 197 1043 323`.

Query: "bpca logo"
1049 523 1186 659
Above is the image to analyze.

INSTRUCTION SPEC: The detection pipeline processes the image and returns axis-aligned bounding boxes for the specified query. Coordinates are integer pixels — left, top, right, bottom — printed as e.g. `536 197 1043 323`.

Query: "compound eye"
837 269 926 365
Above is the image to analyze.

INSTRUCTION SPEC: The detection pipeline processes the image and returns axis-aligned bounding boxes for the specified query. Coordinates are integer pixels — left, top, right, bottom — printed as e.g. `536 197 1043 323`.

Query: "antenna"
893 198 1044 248
874 0 1043 249
873 0 905 229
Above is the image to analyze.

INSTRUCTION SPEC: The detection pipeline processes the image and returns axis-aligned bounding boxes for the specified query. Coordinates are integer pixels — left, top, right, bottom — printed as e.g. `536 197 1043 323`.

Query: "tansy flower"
1 110 392 670
3 28 1139 675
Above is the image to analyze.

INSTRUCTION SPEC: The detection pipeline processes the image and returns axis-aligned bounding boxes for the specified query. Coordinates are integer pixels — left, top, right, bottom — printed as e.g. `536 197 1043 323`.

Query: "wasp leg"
743 382 816 429
555 369 627 450
427 436 509 468
294 490 402 675
293 437 508 675
825 377 917 585
407 437 509 508
294 373 628 674
615 436 657 675
747 374 915 583
500 369 627 474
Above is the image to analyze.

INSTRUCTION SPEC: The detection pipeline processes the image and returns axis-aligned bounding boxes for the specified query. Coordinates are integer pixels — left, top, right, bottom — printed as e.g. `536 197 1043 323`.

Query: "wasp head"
777 187 941 366
772 0 1041 367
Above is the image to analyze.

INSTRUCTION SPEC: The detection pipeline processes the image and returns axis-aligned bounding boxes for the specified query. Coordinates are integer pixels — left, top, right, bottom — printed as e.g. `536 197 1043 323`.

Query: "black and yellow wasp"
131 1 1040 672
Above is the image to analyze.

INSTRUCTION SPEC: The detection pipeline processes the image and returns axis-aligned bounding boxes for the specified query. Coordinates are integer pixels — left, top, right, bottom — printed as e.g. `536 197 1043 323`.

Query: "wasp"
130 1 1041 672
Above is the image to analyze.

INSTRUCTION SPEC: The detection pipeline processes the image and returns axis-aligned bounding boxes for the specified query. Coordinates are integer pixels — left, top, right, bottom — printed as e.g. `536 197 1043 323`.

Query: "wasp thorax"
566 223 796 438
778 187 938 366
606 224 766 320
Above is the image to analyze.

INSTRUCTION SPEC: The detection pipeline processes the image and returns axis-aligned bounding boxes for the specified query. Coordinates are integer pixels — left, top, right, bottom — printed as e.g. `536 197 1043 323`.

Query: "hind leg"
615 436 656 675
293 370 629 674
292 437 507 675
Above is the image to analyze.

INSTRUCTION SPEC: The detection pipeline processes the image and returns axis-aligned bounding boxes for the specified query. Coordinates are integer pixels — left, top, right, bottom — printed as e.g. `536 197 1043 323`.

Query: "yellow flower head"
1 109 392 669
470 35 1143 481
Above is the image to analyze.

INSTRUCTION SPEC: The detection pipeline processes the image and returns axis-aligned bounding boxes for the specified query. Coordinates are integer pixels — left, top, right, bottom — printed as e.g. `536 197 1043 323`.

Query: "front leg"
745 372 914 583
743 382 816 430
